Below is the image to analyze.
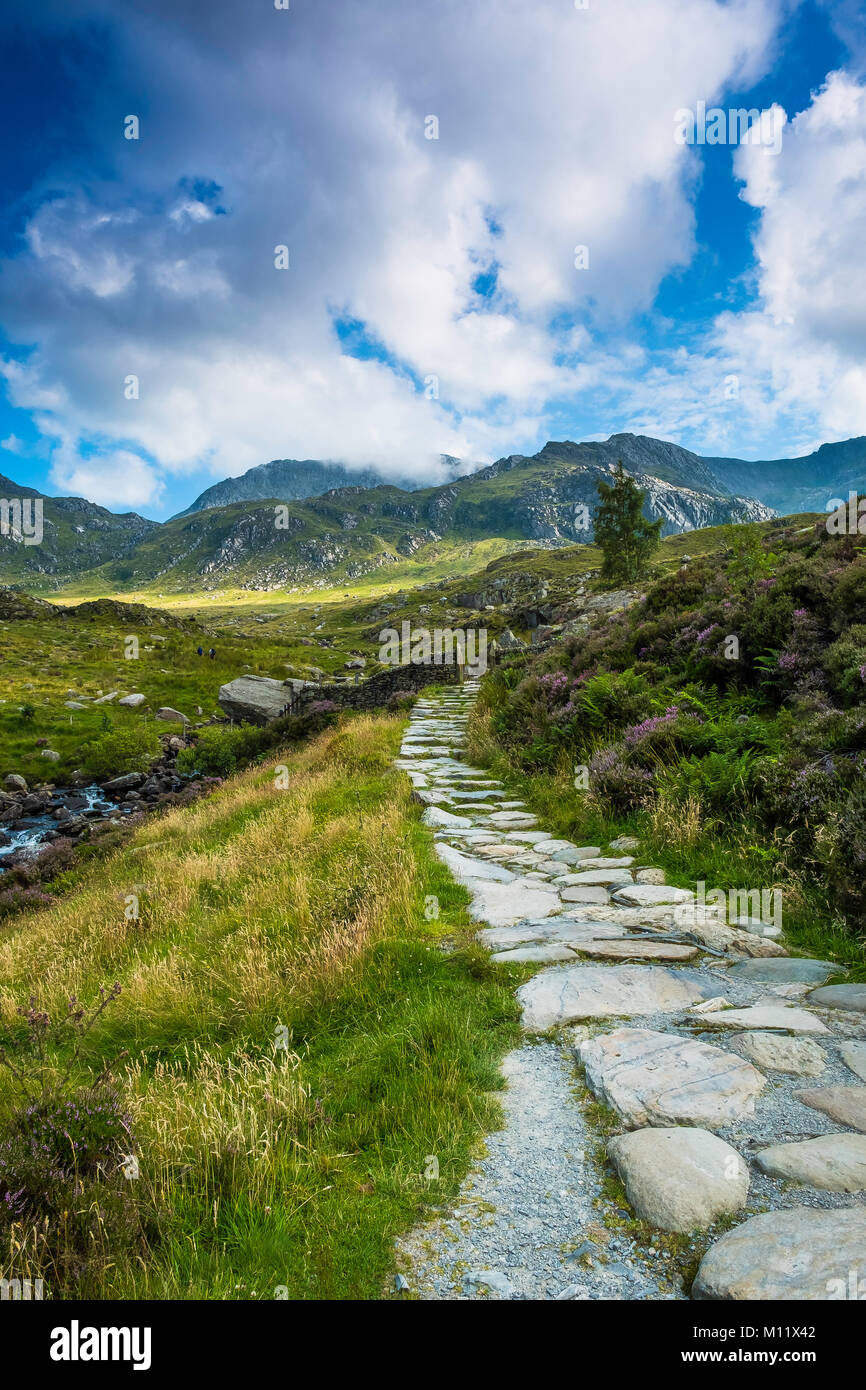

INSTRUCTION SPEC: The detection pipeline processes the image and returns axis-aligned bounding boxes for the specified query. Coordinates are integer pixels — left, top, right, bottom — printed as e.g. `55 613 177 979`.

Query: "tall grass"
0 713 520 1299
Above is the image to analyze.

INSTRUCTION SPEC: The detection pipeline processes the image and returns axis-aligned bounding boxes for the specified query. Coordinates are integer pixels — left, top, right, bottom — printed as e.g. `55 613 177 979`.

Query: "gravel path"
392 682 866 1301
397 1041 679 1300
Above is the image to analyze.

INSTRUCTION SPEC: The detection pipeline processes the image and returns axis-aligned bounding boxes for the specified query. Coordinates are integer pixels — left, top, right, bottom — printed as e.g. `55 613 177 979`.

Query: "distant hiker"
197 646 204 657
208 647 216 659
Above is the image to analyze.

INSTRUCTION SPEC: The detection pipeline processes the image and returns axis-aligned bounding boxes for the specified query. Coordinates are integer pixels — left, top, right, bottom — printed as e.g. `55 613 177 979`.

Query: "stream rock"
102 772 146 794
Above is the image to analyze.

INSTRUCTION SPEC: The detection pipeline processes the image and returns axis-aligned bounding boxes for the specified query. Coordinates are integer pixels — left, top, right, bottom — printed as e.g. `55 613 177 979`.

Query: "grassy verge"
0 712 520 1299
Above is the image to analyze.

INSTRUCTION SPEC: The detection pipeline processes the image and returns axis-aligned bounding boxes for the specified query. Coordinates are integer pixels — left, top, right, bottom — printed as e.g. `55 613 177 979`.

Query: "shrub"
658 749 756 816
80 726 161 779
0 985 150 1293
176 724 269 777
825 625 866 705
587 742 655 813
819 776 866 927
0 885 57 920
385 691 415 712
177 706 341 778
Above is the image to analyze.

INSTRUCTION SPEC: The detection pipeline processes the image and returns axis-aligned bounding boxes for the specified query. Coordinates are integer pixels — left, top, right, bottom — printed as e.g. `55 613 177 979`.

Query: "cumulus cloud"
0 0 790 509
630 71 866 456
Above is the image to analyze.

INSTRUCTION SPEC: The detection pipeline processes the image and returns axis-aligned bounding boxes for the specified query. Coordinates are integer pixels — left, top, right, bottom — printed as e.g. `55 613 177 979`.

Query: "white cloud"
0 0 787 506
51 445 164 509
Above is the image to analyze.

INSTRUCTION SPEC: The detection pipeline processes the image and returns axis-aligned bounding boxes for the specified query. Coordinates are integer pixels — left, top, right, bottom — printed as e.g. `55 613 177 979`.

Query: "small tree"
593 461 662 584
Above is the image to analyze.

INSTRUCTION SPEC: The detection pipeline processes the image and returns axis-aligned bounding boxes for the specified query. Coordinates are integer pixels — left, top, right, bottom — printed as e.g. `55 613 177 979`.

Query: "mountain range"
172 455 470 518
175 433 866 519
1 433 863 593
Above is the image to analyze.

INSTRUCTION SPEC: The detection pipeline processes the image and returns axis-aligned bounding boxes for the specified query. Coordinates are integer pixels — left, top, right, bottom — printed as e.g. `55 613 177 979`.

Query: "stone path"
393 684 866 1300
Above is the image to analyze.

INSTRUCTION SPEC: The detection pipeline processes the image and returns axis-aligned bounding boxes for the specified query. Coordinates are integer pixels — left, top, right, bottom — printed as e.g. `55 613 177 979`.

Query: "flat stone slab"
434 843 515 884
794 1085 866 1132
612 885 694 907
697 1005 828 1035
466 878 561 928
484 812 538 827
570 939 699 962
608 1127 749 1232
550 845 601 864
415 789 453 805
479 919 629 950
492 943 578 964
692 1207 866 1300
558 869 633 887
756 1134 866 1191
738 1032 826 1076
729 916 782 939
422 806 472 830
448 790 505 802
727 957 842 986
579 1027 766 1128
533 840 580 855
573 856 636 870
808 984 866 1013
840 1042 866 1083
519 966 716 1031
558 884 611 905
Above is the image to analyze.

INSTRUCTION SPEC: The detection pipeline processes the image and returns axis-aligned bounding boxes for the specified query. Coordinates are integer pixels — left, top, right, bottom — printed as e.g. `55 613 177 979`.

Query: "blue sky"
0 0 864 519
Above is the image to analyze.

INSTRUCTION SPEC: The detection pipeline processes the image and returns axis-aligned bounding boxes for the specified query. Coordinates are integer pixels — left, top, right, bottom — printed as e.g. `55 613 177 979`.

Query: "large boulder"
217 675 299 725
